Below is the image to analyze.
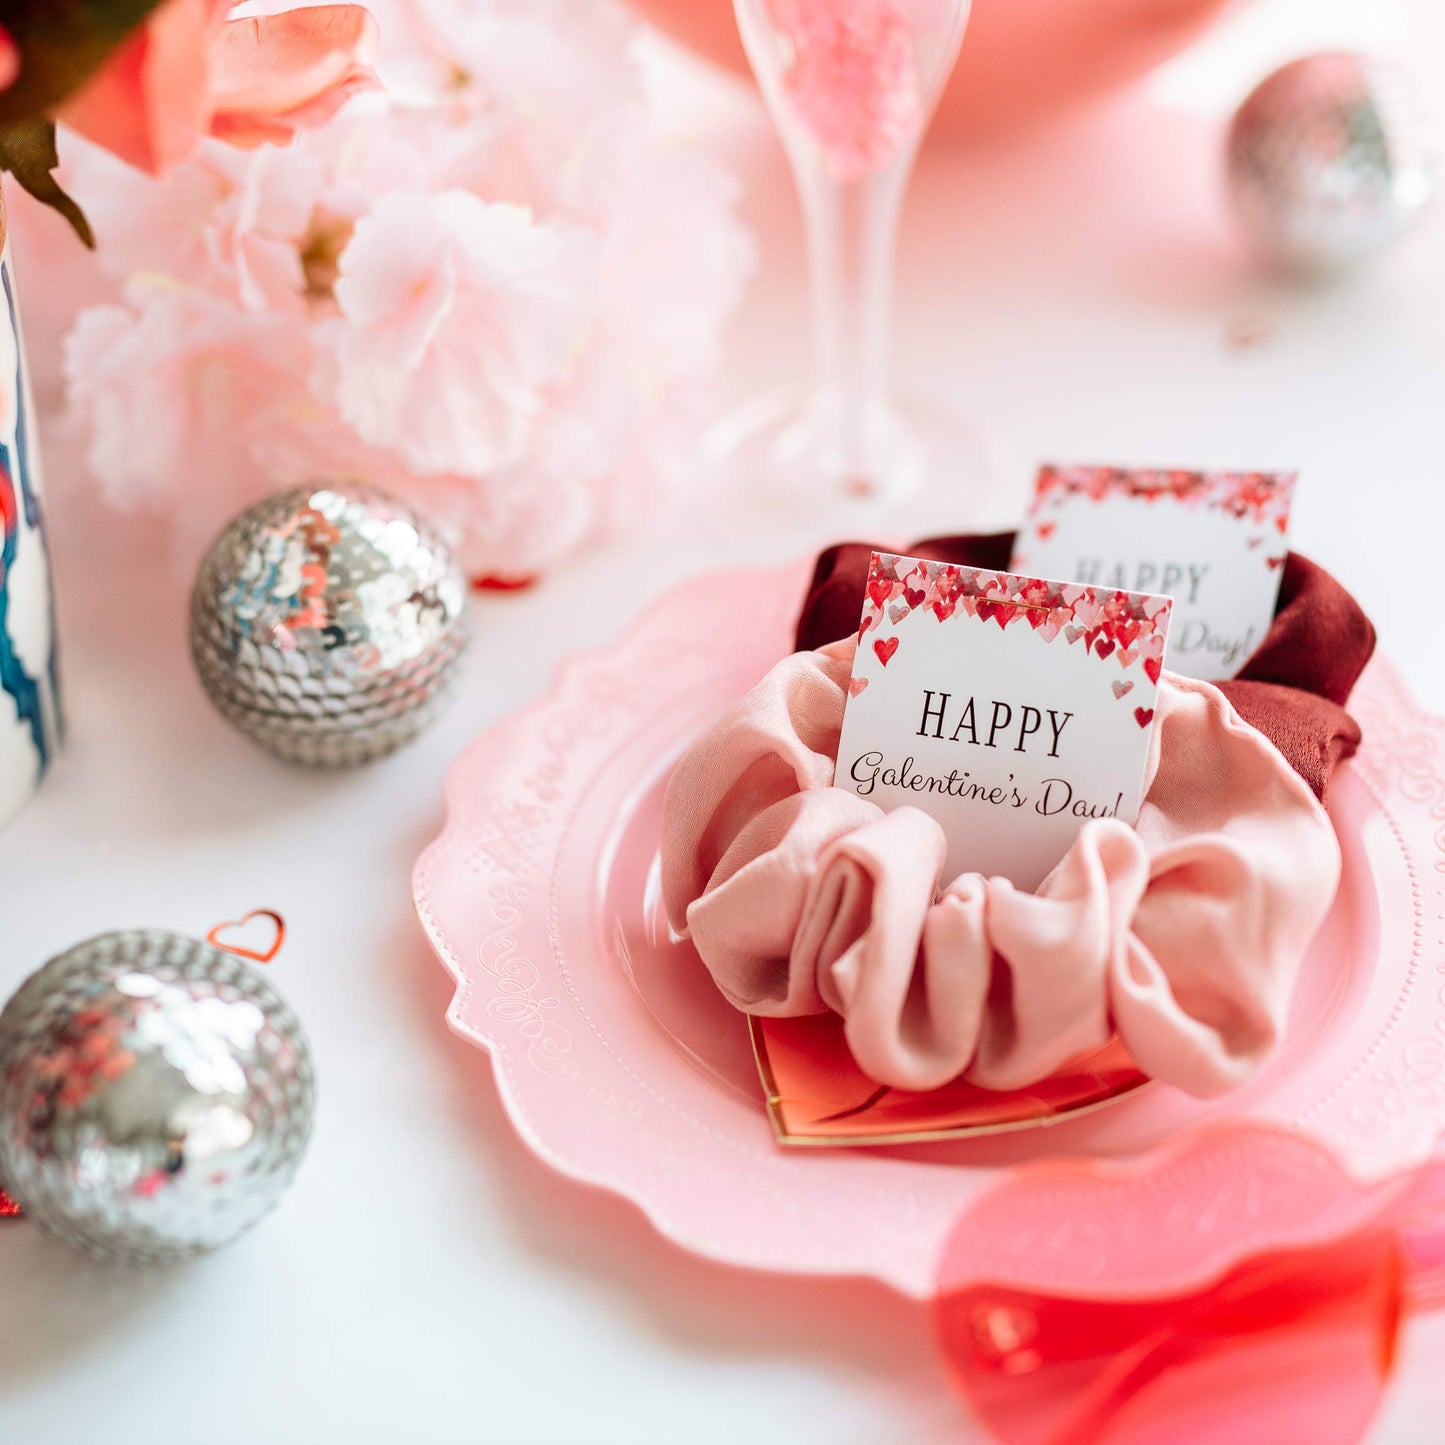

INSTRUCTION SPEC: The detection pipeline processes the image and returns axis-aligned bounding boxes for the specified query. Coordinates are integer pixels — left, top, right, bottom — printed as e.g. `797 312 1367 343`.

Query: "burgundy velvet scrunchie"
794 535 1376 803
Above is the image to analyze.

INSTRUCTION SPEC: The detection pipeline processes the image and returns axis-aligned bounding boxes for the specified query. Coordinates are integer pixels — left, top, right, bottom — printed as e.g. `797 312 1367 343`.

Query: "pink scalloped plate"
413 560 1445 1298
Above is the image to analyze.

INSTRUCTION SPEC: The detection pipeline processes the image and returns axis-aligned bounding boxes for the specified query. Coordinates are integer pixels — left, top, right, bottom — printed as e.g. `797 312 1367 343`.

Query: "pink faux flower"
318 191 598 477
430 3 632 206
57 1 380 175
62 138 321 316
49 0 755 584
65 280 313 518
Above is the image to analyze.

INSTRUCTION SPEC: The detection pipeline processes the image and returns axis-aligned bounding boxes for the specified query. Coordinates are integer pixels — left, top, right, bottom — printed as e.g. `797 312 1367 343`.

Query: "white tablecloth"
3 0 1444 1439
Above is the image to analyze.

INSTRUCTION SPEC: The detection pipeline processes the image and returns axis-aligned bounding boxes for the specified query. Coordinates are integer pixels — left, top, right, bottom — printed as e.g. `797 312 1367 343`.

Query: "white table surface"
3 1 1445 1440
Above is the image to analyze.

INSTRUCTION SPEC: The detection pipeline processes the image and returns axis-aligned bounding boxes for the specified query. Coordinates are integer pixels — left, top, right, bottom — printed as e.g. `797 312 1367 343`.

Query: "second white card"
1011 465 1294 681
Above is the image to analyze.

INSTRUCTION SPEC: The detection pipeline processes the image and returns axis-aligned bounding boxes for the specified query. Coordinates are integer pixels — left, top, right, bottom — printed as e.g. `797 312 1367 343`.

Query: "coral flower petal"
56 0 226 174
208 7 381 147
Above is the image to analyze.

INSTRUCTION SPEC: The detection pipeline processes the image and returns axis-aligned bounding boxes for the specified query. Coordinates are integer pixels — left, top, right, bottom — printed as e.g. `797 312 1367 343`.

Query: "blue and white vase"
0 194 62 830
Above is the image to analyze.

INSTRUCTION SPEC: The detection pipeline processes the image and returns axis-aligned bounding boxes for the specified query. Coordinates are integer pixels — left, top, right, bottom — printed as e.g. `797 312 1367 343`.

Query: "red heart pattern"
851 553 1171 715
1032 465 1295 531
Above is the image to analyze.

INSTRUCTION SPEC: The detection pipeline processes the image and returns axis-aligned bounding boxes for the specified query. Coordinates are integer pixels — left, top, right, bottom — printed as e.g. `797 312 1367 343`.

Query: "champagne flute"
714 0 985 515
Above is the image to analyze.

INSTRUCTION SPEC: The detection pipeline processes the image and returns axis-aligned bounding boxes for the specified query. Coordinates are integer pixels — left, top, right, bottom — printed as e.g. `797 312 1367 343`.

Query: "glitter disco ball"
190 483 471 767
1226 53 1438 272
0 930 315 1265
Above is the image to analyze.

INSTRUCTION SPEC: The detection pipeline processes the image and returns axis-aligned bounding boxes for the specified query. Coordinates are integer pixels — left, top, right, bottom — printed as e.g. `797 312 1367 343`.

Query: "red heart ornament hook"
206 909 286 964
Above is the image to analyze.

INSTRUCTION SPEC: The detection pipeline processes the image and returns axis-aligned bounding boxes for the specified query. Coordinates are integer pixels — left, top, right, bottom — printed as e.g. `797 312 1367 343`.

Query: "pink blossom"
365 0 637 216
61 136 320 315
298 94 507 221
442 355 636 581
64 281 312 517
317 191 598 477
53 0 754 582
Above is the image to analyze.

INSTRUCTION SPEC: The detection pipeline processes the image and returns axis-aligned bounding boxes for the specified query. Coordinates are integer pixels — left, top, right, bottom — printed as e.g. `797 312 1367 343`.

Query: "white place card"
834 553 1172 892
1011 465 1295 681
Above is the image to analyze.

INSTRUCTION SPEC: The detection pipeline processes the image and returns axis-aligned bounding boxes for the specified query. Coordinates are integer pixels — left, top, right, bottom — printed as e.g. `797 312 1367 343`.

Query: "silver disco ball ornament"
0 930 315 1265
190 483 471 767
1226 53 1437 273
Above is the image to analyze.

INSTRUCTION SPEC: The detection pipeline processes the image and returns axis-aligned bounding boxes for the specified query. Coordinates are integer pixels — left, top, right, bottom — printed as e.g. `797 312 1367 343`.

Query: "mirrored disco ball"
190 483 471 767
1227 53 1438 272
0 930 315 1265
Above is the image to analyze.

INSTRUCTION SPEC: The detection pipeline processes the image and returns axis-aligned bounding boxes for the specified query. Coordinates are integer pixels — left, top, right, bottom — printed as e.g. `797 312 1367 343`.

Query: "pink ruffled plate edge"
413 559 1445 1298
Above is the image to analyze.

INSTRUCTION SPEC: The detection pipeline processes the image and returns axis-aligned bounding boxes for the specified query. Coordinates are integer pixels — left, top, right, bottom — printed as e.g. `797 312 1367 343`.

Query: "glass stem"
794 144 917 489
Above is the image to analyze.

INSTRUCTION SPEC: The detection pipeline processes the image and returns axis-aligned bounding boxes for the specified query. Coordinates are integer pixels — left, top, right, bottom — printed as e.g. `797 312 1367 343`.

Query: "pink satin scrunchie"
661 637 1341 1098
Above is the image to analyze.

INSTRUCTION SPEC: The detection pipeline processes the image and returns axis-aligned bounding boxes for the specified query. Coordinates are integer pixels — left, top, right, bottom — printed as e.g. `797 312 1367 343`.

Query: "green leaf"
0 0 172 125
0 117 95 248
